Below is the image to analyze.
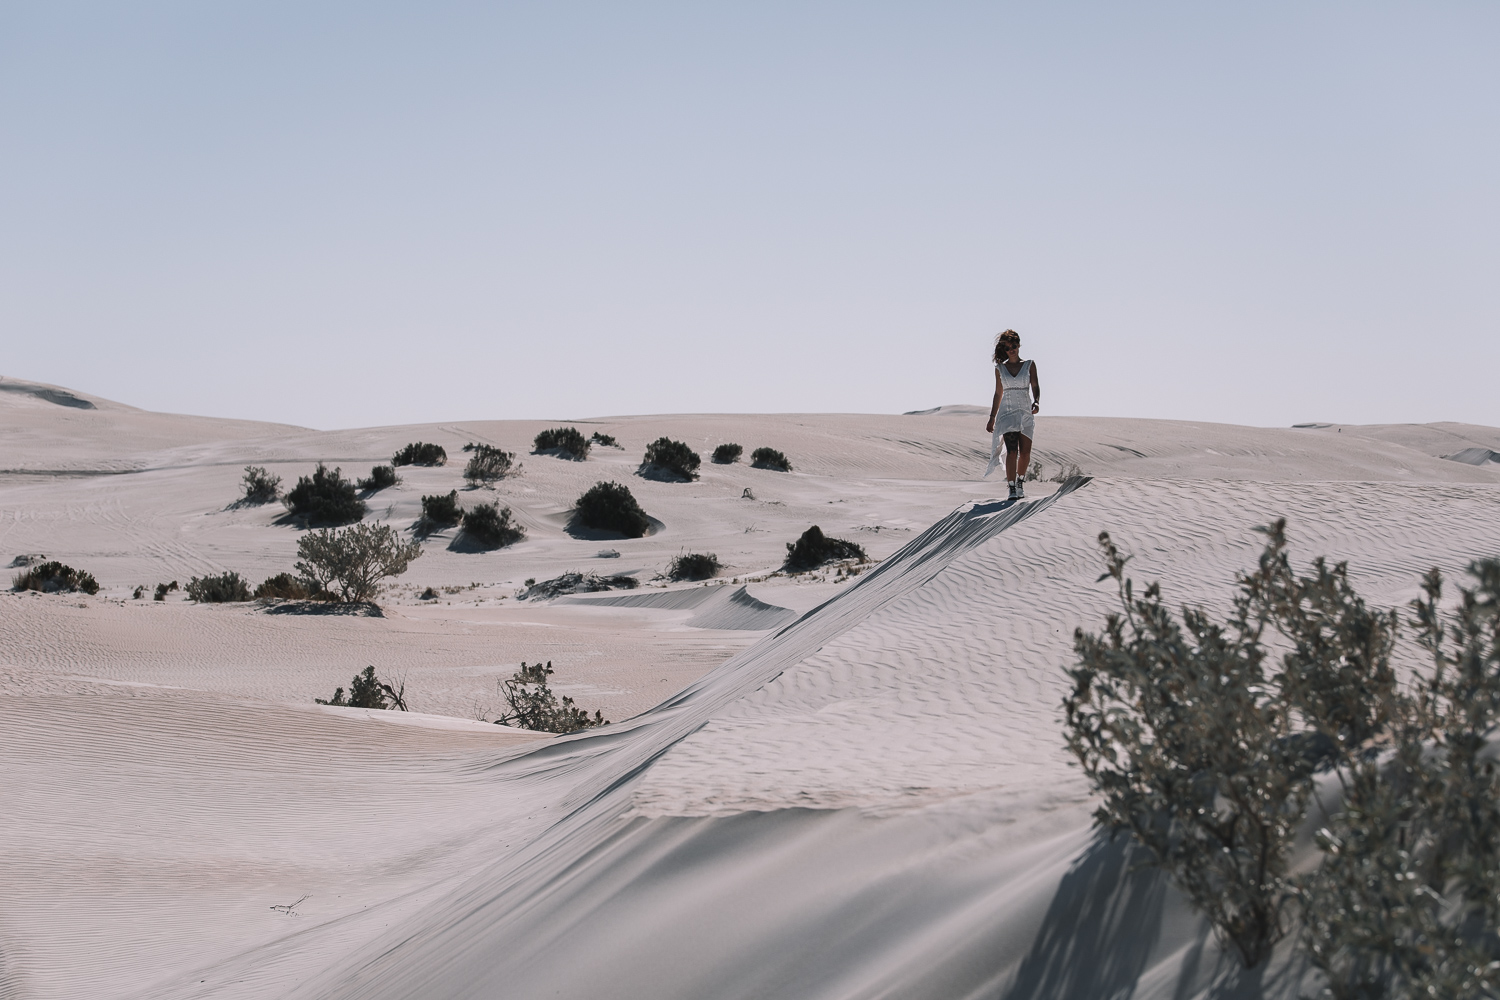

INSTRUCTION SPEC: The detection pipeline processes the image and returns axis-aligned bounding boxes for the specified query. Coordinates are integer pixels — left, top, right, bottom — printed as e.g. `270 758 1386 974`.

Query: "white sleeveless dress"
984 360 1035 478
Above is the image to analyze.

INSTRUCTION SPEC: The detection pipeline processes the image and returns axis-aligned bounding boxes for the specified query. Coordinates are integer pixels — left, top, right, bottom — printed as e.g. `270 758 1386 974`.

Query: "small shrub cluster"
12 561 99 595
254 573 312 600
285 464 366 526
154 581 179 601
711 443 743 464
534 427 589 460
462 503 525 549
493 661 608 733
590 432 620 448
241 466 281 504
642 437 700 480
574 481 651 538
463 444 514 485
750 447 792 472
392 442 447 467
785 526 866 571
520 572 639 600
668 553 720 581
295 522 422 604
316 665 408 710
1051 462 1084 483
185 571 252 603
420 491 463 527
357 465 400 492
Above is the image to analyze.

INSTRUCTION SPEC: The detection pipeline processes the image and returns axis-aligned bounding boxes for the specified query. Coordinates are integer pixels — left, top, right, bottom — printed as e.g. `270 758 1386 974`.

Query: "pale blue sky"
2 3 1495 429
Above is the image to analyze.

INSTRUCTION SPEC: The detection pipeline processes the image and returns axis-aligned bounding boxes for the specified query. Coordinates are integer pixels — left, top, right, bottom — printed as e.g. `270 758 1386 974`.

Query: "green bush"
154 581 178 601
668 553 720 581
533 427 590 460
185 571 252 603
241 466 281 504
462 503 525 548
642 437 700 480
316 665 408 710
574 481 651 538
463 444 514 485
284 464 366 526
590 431 619 448
254 572 312 600
420 491 463 527
784 526 866 571
295 522 422 603
391 442 447 467
750 447 792 471
711 443 742 464
12 561 99 595
493 661 607 733
357 465 400 492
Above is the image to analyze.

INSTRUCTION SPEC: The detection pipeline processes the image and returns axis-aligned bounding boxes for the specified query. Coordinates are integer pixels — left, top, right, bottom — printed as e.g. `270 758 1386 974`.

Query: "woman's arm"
985 368 1002 433
1029 361 1041 414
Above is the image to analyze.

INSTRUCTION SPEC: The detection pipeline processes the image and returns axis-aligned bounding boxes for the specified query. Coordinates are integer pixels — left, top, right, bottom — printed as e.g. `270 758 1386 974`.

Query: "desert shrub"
712 443 743 464
590 431 619 448
1051 462 1084 483
284 464 366 526
750 447 791 471
391 442 447 467
241 466 281 504
784 526 866 571
295 522 422 604
520 572 638 600
154 581 179 601
12 561 99 595
185 571 252 603
420 491 463 527
574 481 651 538
132 585 145 599
668 553 720 581
533 427 590 460
254 572 312 600
357 465 399 492
461 503 525 548
463 444 514 485
494 661 607 733
316 665 408 710
642 437 700 480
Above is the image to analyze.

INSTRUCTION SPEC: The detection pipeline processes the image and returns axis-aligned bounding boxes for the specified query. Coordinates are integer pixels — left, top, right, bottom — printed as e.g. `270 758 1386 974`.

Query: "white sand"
2 376 1499 999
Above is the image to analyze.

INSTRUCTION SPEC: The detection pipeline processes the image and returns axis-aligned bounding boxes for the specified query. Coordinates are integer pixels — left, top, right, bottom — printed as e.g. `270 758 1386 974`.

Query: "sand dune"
3 382 1499 998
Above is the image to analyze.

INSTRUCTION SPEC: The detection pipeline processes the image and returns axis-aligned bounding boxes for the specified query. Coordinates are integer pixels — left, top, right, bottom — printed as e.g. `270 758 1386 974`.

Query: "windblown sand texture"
3 376 1500 999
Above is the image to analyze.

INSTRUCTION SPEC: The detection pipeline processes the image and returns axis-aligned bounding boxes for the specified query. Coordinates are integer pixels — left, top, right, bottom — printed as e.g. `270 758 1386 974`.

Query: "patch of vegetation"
493 661 608 733
420 491 463 527
641 437 700 481
284 464 366 527
533 427 590 460
668 552 720 581
357 465 400 492
12 561 99 595
520 572 639 600
574 481 651 538
784 526 866 571
750 447 792 471
241 466 281 504
254 572 312 601
463 444 514 485
185 571 252 603
711 443 743 464
316 665 408 710
1051 462 1085 483
391 442 447 467
590 431 620 448
132 585 145 600
154 581 179 601
295 522 422 604
461 503 525 549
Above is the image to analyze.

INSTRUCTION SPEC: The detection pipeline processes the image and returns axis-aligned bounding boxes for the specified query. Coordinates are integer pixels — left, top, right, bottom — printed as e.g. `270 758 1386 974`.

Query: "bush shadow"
446 530 502 553
635 462 693 483
563 512 665 540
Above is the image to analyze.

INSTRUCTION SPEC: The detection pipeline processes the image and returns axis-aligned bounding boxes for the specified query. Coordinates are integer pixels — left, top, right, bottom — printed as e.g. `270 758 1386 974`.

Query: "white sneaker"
1015 481 1026 499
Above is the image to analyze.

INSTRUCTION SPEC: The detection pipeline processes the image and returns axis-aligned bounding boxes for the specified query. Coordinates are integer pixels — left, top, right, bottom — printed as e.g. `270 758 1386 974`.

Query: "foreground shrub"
12 561 99 595
241 466 281 504
463 444 514 485
574 481 651 538
185 571 252 603
712 443 742 464
642 437 700 480
533 427 589 460
420 491 462 527
254 572 312 600
462 503 525 548
750 447 792 471
494 661 607 733
357 465 399 492
590 431 619 448
784 526 866 571
668 553 720 581
316 665 408 710
391 442 447 467
284 464 366 526
295 522 422 603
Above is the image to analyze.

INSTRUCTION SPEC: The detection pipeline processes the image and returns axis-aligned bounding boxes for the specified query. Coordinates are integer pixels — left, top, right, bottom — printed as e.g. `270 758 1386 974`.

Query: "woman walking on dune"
984 329 1041 496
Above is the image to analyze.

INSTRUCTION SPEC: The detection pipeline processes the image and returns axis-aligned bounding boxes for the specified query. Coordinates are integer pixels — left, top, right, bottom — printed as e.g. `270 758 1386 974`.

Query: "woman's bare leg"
1016 435 1033 479
1003 433 1019 481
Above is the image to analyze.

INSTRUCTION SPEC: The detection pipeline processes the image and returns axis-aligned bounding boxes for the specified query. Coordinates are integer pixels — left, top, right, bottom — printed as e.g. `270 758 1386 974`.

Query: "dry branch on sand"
493 661 607 733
